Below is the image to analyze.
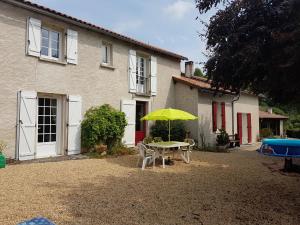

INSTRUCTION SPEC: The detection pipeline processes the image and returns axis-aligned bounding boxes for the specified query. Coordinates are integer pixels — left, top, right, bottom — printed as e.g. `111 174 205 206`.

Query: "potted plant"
216 129 230 152
0 141 6 168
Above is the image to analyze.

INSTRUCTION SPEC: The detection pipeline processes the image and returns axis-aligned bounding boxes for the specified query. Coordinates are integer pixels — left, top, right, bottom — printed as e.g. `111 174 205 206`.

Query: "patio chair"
181 138 195 163
143 136 153 144
137 143 156 170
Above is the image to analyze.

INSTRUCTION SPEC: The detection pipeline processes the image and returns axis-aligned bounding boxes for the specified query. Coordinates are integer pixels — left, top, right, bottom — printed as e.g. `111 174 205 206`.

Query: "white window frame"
101 42 113 66
136 55 148 94
40 27 61 61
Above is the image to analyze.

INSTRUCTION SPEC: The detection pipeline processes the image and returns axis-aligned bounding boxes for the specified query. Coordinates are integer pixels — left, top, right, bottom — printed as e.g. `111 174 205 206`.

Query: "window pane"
45 116 50 124
51 134 56 142
38 107 44 116
45 98 50 106
44 134 50 142
42 29 49 38
38 98 44 106
51 99 57 107
102 45 107 63
38 134 43 143
51 125 56 133
51 31 59 41
38 125 43 135
45 125 50 133
41 38 49 48
38 116 44 125
51 108 56 115
41 47 48 56
51 116 56 124
51 49 59 58
45 107 50 115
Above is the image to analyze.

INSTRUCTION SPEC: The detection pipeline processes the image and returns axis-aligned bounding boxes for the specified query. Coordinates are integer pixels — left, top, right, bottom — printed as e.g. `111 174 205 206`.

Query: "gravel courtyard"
0 149 299 225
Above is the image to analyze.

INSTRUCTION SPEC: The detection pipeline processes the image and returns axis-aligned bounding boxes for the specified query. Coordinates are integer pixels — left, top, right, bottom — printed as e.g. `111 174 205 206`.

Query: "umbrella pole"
168 120 171 142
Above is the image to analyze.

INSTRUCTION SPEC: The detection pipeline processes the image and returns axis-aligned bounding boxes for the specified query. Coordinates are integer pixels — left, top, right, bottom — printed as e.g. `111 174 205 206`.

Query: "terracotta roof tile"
259 111 288 119
173 76 235 94
8 0 187 60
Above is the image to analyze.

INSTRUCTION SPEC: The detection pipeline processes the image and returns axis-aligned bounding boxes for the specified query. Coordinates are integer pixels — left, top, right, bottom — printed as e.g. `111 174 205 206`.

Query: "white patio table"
146 141 190 168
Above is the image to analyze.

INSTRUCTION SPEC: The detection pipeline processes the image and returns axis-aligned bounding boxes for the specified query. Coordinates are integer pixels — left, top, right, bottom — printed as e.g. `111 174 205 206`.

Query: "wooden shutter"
128 50 137 93
121 100 136 147
247 113 252 143
150 56 157 96
27 18 41 57
67 95 82 155
17 91 37 160
237 113 243 142
212 101 218 132
221 102 226 130
67 29 78 64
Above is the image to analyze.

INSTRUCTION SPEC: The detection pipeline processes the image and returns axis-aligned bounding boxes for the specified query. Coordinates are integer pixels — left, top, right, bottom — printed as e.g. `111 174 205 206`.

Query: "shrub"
260 128 273 138
286 129 300 138
216 129 229 146
150 121 186 141
81 104 127 152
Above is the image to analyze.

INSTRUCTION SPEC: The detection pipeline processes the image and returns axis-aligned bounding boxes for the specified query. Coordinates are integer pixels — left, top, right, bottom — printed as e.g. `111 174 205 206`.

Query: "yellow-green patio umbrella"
141 108 198 141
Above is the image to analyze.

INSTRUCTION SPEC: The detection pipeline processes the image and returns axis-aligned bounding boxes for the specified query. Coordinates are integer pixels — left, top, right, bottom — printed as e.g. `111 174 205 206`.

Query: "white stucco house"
0 0 259 161
174 62 260 147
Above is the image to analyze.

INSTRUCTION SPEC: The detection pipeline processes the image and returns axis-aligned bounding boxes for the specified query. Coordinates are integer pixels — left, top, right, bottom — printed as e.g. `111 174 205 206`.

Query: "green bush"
286 129 300 138
81 104 127 151
260 128 273 138
216 129 229 146
150 121 186 141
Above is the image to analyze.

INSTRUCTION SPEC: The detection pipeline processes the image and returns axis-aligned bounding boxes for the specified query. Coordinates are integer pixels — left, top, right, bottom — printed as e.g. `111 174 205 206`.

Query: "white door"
242 113 248 144
17 91 37 160
36 96 61 158
121 100 136 147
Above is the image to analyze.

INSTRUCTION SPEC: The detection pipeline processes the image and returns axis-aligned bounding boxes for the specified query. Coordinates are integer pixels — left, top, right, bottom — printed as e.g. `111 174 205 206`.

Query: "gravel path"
0 149 299 225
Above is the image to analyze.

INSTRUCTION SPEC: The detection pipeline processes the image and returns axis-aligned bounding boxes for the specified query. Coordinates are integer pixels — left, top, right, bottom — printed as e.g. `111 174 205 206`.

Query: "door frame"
135 101 148 144
36 93 64 158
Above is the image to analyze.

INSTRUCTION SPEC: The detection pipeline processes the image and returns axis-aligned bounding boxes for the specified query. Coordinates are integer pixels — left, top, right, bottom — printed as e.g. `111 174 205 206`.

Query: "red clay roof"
173 76 235 94
8 0 187 60
259 111 288 119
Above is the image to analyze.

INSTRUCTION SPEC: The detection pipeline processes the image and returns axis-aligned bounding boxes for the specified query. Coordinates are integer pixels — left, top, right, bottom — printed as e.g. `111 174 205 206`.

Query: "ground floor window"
38 97 57 143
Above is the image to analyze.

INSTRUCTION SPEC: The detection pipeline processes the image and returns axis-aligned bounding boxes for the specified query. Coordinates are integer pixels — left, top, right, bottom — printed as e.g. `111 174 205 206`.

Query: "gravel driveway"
0 149 299 225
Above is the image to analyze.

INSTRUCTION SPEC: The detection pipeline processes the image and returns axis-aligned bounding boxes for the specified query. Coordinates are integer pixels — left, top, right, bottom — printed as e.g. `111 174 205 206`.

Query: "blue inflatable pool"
259 139 300 158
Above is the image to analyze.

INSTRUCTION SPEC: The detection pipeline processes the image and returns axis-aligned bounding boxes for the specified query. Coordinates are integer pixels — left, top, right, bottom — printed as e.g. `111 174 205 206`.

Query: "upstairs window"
136 56 148 94
101 42 112 65
41 28 60 60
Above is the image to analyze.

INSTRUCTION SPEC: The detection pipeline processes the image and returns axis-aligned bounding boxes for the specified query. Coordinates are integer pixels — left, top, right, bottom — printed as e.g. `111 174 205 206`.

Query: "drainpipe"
231 93 240 136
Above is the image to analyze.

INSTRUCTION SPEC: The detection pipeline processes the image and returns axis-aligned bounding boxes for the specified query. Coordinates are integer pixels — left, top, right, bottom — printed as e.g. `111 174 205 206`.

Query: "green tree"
194 68 205 77
196 0 300 104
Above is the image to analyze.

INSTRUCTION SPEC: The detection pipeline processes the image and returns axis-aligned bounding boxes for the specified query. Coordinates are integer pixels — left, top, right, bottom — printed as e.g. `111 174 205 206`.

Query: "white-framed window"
101 42 112 65
136 56 148 94
41 27 60 60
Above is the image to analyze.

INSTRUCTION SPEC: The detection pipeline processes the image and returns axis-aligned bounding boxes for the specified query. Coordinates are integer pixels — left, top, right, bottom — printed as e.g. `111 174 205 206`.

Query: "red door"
247 113 252 143
237 113 243 143
135 102 147 145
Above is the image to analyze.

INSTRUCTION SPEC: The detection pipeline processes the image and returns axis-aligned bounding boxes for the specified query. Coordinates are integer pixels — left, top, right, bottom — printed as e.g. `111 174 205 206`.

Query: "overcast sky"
32 0 219 69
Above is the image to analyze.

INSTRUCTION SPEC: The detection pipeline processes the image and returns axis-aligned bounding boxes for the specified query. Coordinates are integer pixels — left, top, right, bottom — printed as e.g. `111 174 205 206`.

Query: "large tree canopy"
196 0 300 104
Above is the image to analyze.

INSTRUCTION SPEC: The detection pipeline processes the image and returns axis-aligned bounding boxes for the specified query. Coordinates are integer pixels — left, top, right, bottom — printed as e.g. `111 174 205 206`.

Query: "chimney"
268 108 273 114
185 61 194 77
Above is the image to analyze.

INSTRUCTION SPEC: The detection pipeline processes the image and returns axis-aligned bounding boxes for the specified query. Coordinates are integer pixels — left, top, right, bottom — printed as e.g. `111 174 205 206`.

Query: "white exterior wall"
175 83 260 147
174 83 199 141
0 2 181 158
234 93 260 143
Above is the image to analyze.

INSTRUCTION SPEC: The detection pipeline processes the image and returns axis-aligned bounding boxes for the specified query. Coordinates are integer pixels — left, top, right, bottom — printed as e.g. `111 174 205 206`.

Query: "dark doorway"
135 101 147 145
